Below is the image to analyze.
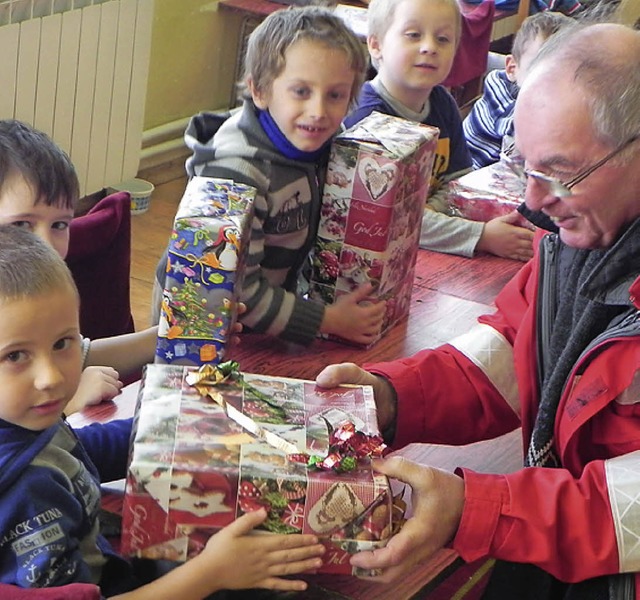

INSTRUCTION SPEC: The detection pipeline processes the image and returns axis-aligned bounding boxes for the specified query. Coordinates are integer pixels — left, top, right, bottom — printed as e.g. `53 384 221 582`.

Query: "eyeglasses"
501 134 639 198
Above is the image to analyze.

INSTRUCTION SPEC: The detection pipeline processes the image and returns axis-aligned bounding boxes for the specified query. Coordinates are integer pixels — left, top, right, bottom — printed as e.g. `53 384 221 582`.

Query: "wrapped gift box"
446 160 525 222
121 364 393 575
310 111 439 346
156 177 255 366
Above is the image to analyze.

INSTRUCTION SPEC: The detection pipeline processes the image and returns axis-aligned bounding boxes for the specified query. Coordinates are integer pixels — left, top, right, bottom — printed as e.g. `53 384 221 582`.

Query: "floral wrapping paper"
310 111 439 346
155 177 255 366
445 160 525 222
121 364 395 575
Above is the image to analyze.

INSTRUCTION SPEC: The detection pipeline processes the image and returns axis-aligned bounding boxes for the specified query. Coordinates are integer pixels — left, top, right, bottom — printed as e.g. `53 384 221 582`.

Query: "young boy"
0 225 325 596
153 6 387 346
463 11 574 169
0 119 157 413
345 0 535 262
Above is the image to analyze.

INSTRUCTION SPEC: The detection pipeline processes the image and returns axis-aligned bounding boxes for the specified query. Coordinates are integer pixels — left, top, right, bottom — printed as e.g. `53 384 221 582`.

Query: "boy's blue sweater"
344 81 472 185
0 418 133 595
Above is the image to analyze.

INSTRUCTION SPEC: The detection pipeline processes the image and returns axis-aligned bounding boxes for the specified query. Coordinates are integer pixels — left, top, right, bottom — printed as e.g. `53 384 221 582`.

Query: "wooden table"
228 249 522 379
70 248 524 600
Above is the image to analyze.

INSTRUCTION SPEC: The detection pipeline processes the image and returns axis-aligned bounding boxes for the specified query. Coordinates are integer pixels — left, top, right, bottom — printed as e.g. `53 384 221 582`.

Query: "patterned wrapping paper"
446 160 525 222
155 177 255 366
310 111 439 346
121 364 394 575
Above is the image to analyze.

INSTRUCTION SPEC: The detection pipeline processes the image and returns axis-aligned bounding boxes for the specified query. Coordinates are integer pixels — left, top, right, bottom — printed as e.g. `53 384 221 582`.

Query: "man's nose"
524 178 557 214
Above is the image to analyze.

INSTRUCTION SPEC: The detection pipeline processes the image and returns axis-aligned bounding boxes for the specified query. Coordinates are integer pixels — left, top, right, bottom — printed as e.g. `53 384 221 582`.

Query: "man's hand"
350 456 465 583
316 362 397 434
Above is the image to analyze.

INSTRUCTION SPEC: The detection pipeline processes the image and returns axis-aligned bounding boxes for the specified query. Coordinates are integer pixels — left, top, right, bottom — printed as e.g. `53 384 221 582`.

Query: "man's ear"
247 77 268 110
505 54 518 83
367 34 383 64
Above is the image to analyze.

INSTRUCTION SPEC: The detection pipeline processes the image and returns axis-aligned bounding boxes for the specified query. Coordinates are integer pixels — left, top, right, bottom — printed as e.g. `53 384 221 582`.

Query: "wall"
141 0 245 172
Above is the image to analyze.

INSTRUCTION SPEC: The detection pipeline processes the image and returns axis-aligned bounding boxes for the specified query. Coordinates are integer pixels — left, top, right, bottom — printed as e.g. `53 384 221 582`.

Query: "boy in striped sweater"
463 11 573 169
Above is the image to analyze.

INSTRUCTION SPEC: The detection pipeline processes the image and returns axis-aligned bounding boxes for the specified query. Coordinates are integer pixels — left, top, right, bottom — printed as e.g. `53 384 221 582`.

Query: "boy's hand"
476 211 535 262
230 302 246 346
201 509 325 592
321 283 386 345
65 366 122 415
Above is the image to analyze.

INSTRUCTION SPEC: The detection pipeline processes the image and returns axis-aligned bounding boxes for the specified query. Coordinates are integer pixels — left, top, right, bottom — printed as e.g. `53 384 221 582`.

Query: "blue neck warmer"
257 109 331 163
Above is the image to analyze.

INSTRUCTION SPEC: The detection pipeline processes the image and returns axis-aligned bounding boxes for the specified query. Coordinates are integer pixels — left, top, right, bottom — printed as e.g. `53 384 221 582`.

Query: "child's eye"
404 31 421 40
291 86 311 99
437 35 452 44
328 90 349 102
52 221 70 231
2 350 28 364
11 220 33 230
53 337 74 351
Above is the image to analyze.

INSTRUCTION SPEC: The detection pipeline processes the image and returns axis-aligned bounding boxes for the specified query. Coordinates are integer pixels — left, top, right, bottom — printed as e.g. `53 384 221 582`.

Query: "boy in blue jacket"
345 0 535 262
0 226 324 597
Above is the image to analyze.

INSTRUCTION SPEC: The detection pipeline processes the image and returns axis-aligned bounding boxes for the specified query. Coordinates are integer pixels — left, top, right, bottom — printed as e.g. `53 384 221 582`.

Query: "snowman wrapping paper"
310 111 439 346
155 177 255 366
121 364 398 575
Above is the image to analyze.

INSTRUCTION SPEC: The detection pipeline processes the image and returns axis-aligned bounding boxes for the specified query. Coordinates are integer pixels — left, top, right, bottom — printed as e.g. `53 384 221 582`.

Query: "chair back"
66 191 135 340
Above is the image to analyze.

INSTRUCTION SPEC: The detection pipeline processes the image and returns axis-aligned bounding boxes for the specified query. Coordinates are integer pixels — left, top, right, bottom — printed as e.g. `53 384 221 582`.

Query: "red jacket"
368 228 640 590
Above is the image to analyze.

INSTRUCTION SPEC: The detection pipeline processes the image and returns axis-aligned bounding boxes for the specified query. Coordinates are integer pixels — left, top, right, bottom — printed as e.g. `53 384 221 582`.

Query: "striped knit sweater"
463 69 518 169
160 100 328 346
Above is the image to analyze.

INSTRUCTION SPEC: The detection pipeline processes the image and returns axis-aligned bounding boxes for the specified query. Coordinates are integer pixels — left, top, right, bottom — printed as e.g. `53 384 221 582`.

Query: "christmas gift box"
310 111 439 346
156 177 255 366
445 160 525 222
121 363 397 575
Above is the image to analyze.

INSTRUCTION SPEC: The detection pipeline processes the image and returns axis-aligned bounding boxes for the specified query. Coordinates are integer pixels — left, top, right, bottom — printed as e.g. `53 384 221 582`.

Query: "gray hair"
0 225 78 302
243 5 368 108
528 24 640 152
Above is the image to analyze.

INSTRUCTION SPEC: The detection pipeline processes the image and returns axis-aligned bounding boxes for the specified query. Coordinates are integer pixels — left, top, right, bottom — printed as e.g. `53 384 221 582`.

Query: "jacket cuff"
366 357 428 448
453 468 510 562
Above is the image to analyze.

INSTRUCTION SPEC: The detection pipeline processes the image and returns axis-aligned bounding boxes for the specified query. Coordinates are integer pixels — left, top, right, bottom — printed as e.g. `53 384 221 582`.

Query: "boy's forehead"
0 286 80 338
387 0 460 40
0 180 72 216
0 171 74 212
394 0 458 20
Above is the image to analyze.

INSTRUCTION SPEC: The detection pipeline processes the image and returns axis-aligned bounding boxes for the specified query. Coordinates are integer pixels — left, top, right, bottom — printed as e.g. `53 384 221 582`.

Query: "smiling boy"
345 0 535 262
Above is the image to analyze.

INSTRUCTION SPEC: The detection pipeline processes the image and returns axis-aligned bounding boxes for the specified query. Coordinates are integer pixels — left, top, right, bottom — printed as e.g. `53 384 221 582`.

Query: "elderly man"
316 23 640 598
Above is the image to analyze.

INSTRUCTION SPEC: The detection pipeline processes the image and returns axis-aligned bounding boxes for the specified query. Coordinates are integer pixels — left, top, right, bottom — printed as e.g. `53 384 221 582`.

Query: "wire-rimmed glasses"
501 135 639 198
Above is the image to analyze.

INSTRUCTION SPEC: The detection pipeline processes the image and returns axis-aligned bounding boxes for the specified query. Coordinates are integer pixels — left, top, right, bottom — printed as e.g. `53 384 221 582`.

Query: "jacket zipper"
536 234 558 391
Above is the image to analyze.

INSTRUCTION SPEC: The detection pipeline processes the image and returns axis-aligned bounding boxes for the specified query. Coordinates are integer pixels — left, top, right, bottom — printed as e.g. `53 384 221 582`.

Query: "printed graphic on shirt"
264 180 311 235
430 137 451 191
3 468 101 587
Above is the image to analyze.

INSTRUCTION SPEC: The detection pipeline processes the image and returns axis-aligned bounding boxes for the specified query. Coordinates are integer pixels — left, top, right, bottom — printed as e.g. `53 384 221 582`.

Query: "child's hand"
65 366 122 415
230 302 246 346
476 211 535 262
200 508 325 592
321 283 386 344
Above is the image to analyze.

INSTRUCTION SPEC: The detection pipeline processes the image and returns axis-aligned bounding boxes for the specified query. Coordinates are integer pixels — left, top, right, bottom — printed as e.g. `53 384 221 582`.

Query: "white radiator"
0 0 154 197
